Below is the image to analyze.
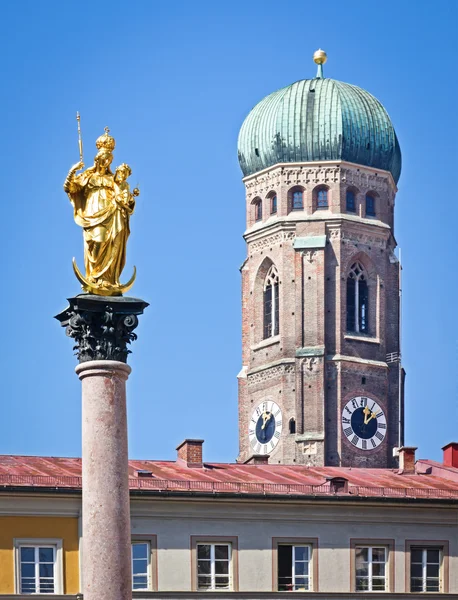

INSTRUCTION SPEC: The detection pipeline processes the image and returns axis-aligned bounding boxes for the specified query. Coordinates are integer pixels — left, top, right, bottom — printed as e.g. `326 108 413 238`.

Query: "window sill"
345 334 380 345
251 335 280 351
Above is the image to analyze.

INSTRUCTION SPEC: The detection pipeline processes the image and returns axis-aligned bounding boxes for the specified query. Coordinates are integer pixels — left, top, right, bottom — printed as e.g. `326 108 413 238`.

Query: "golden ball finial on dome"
313 49 327 65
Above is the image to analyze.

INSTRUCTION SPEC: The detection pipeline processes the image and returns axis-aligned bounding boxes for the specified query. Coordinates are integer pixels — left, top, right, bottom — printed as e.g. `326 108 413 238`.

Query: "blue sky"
0 0 456 463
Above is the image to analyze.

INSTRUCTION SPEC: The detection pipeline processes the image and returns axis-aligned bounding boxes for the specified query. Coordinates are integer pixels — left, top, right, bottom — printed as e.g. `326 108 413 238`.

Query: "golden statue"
64 123 139 296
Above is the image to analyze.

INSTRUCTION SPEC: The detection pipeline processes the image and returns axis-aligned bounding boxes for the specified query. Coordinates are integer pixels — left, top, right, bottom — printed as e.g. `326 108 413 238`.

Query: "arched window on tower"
254 199 262 222
263 265 279 339
289 418 296 434
366 194 376 217
271 194 277 214
317 188 328 209
346 190 356 212
347 262 369 334
292 190 303 210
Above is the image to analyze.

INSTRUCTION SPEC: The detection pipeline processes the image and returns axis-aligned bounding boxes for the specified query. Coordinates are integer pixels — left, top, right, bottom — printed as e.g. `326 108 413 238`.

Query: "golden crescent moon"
72 258 136 297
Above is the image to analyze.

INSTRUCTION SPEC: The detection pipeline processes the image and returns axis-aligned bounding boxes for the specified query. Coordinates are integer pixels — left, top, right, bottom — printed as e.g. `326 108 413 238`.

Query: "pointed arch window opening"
347 262 369 334
263 266 280 339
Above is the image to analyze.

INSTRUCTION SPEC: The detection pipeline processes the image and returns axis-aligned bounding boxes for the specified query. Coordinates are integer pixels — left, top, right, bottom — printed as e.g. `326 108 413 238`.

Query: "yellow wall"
0 516 79 594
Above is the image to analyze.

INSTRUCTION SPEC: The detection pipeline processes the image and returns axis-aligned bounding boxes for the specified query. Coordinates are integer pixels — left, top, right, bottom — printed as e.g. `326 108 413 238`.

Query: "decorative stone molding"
341 167 390 193
246 165 341 199
328 228 342 240
303 250 317 264
249 231 295 253
341 231 387 248
247 363 295 387
302 356 321 372
245 162 395 200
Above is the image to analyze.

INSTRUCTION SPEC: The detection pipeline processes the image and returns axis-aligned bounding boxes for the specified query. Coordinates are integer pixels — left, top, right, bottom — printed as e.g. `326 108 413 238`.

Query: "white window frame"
410 547 442 593
14 538 63 594
291 545 311 591
277 543 312 591
196 542 232 591
355 546 387 591
131 540 151 591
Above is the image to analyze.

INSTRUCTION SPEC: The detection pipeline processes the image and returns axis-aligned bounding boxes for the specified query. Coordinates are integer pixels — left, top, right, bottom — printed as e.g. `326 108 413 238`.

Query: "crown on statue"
96 127 116 152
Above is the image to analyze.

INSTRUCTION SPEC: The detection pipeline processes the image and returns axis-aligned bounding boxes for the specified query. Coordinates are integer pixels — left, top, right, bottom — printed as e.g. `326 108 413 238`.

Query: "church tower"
236 51 403 468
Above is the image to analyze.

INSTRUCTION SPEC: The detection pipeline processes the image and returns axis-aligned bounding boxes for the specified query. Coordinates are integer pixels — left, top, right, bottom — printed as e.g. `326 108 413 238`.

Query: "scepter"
76 112 83 163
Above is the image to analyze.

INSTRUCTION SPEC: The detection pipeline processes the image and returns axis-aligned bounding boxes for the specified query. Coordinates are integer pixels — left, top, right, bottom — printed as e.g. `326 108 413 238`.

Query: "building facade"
0 443 457 597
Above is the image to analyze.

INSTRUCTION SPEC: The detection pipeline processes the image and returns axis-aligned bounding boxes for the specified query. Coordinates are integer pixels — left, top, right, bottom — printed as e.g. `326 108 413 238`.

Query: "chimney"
244 454 269 465
399 446 417 474
176 439 204 468
442 442 458 468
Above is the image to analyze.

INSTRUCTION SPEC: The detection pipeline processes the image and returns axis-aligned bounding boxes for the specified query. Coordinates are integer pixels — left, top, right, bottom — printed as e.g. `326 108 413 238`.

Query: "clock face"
341 396 387 451
248 400 282 455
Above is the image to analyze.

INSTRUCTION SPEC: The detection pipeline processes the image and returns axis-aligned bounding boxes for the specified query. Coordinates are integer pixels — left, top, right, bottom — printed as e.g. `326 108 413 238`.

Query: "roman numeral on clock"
274 409 281 417
342 417 350 424
351 435 359 446
376 411 384 418
375 431 384 441
344 427 353 437
362 440 367 450
274 431 281 439
371 438 376 448
378 423 386 429
249 429 255 435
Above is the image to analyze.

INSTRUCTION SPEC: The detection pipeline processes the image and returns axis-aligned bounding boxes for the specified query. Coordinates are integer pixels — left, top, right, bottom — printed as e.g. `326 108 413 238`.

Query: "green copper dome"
238 75 401 183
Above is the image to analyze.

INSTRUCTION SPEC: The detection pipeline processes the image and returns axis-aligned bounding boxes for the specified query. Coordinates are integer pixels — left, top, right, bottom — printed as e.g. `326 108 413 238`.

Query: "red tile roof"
0 455 457 500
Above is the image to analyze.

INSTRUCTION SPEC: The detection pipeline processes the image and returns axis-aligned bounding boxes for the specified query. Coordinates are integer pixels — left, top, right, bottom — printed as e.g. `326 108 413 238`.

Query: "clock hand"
261 411 272 430
362 405 371 425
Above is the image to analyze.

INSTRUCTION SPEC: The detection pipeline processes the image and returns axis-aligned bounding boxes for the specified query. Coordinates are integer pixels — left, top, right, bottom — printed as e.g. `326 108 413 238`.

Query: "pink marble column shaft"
76 360 132 600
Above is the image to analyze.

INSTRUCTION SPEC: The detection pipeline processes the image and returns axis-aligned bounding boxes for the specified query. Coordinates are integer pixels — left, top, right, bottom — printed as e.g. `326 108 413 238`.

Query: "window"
289 418 296 434
410 547 442 592
292 190 303 210
197 543 231 590
278 545 311 591
347 262 369 334
264 265 279 339
132 542 150 590
355 547 387 591
254 199 262 222
366 194 376 217
271 195 277 214
191 537 238 592
316 188 328 209
15 540 63 594
346 190 356 212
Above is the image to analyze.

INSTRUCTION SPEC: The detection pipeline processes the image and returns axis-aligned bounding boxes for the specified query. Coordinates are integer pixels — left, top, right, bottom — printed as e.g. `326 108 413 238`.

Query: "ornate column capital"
55 294 149 364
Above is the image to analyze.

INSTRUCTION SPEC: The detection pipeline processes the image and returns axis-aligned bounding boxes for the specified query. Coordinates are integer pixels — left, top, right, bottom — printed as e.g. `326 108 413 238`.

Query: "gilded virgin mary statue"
64 129 139 296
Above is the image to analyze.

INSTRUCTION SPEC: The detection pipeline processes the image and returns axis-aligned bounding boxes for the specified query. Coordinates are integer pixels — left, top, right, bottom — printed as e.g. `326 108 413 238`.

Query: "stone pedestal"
56 294 148 600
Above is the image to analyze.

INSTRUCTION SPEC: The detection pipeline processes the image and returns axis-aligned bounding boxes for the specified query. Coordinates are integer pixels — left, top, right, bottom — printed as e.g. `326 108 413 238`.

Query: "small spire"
313 48 327 79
